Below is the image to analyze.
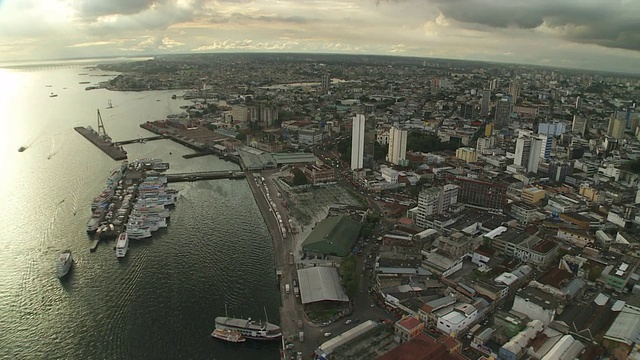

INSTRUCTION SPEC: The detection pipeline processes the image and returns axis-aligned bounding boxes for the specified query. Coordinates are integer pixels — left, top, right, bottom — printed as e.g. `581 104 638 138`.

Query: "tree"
292 168 308 186
339 256 358 299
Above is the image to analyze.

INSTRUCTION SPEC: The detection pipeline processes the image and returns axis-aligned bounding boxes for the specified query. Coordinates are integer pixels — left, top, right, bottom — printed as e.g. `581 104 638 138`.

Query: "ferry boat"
126 227 152 240
86 207 106 233
56 250 73 278
115 233 129 258
214 316 282 341
211 329 246 343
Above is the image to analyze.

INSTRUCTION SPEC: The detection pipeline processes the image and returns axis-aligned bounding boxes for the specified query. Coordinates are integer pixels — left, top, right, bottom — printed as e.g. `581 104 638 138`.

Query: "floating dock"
89 239 100 252
74 126 127 161
165 171 246 183
113 135 165 146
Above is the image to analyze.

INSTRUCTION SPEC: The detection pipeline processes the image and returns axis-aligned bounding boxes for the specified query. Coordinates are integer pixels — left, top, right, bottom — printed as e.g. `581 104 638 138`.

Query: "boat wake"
47 132 65 160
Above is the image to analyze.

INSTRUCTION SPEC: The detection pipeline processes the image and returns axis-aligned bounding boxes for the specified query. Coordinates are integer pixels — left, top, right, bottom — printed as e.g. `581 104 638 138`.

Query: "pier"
74 126 128 161
113 135 165 146
182 150 214 159
74 110 128 161
165 171 246 183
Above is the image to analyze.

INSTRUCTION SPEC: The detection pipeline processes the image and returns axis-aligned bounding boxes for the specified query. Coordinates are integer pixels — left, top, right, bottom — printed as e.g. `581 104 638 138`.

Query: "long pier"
74 127 128 160
113 135 165 146
165 171 246 183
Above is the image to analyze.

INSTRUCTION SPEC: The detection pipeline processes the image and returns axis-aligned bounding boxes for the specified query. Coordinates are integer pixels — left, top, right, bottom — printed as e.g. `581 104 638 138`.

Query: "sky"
1 0 639 73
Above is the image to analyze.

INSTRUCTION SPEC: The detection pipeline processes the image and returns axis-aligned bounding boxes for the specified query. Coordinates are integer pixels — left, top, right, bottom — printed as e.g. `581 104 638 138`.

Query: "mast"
225 303 228 317
264 306 268 324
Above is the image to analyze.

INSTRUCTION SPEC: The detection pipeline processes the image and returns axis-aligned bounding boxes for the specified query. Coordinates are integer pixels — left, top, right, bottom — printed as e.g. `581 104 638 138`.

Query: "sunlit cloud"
0 0 637 73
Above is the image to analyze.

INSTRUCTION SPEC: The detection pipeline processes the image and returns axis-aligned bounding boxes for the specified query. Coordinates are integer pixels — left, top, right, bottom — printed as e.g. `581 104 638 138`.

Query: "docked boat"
18 146 26 152
126 227 152 240
56 250 73 278
86 207 106 233
211 329 246 343
214 316 282 341
115 232 129 258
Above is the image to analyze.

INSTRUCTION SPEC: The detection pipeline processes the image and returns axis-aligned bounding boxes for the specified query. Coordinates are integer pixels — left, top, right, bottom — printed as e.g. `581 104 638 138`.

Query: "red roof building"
377 333 467 360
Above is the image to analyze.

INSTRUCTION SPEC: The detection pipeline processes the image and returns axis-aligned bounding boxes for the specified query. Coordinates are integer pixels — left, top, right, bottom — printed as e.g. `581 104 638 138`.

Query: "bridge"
165 171 246 183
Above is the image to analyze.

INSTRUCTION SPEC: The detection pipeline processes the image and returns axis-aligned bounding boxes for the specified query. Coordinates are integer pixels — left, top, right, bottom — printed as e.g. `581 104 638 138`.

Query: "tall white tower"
351 114 365 170
388 126 408 165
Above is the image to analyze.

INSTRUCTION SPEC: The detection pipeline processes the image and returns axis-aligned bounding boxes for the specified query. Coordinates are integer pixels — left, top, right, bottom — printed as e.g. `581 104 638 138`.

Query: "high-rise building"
515 135 544 173
250 103 278 128
571 115 587 136
321 73 330 92
575 96 583 110
460 103 474 119
416 185 459 228
608 117 625 139
494 96 512 129
509 78 522 103
387 126 408 166
489 79 499 91
476 137 495 155
350 114 365 170
537 134 553 161
480 89 491 117
485 123 494 137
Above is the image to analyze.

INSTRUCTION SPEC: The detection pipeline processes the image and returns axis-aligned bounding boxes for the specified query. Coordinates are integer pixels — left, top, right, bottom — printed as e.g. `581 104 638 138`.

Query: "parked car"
324 332 332 338
345 319 352 325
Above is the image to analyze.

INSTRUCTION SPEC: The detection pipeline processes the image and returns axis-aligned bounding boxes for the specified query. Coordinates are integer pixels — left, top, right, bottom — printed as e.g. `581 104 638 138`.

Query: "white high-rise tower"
351 114 365 170
387 126 408 165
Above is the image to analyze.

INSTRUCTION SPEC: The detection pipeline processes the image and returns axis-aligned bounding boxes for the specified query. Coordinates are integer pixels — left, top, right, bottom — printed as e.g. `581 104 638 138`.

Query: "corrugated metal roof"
297 267 349 305
317 320 378 355
604 305 640 346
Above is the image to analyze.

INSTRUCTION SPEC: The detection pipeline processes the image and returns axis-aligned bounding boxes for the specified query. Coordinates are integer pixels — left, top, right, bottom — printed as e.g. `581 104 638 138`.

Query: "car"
324 332 332 338
345 319 352 325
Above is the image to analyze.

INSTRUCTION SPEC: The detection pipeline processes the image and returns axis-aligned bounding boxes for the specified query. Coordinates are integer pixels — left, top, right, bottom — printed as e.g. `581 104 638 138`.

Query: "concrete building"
494 96 512 129
455 147 478 163
394 316 425 344
416 185 458 228
231 105 249 123
388 126 408 166
436 303 478 336
514 135 542 173
512 288 558 325
509 78 522 103
321 73 330 92
380 166 399 184
436 232 479 258
572 114 587 136
298 128 323 146
499 320 544 360
476 137 495 155
480 89 491 117
537 134 553 160
608 117 625 139
521 187 545 204
351 114 365 170
303 164 335 184
448 176 507 211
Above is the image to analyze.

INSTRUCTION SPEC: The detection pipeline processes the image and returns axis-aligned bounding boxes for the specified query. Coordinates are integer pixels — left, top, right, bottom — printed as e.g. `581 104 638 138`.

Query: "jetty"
113 135 165 146
165 171 245 183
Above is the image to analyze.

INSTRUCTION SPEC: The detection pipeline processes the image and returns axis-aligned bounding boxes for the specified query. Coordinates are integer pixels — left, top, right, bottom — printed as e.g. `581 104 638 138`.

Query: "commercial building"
608 117 625 139
436 232 479 258
521 187 545 204
415 185 458 228
351 114 365 170
494 96 512 129
394 316 425 344
297 267 349 306
303 164 335 184
455 147 478 163
480 89 491 117
388 126 408 166
321 73 331 92
298 128 324 146
514 135 542 173
572 115 587 136
436 303 478 336
513 288 557 325
231 105 249 123
448 176 507 211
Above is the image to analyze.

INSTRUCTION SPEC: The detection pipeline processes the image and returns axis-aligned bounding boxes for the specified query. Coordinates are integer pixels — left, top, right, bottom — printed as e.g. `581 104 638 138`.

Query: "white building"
388 126 408 166
415 185 458 228
380 166 399 184
351 114 365 170
512 287 558 325
298 129 324 146
231 105 249 123
515 135 542 173
476 137 495 155
436 303 478 336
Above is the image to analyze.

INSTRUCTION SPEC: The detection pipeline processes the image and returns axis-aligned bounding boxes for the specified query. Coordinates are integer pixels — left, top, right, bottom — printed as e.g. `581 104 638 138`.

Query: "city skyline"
0 0 639 74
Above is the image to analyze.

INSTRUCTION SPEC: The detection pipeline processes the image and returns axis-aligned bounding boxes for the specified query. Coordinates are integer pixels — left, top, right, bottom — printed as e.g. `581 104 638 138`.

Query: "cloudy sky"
1 0 639 73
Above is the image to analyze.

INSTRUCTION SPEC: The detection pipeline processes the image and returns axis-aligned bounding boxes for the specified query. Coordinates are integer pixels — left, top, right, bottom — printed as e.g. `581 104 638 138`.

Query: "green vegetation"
339 256 358 299
588 265 604 282
336 137 351 162
407 132 460 153
292 168 309 186
307 309 341 323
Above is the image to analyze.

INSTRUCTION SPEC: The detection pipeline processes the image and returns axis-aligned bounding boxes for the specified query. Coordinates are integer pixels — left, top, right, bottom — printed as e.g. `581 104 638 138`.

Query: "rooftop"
302 215 362 257
297 267 349 305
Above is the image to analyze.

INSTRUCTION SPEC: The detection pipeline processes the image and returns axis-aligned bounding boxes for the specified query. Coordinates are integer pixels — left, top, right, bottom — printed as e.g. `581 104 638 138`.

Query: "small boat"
49 93 58 97
18 146 26 152
115 232 129 258
107 100 113 109
211 329 246 343
79 81 90 84
56 250 73 278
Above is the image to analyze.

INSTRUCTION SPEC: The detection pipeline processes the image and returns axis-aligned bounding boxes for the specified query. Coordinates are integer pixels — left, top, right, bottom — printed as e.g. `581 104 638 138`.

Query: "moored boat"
214 316 281 341
211 329 246 343
115 233 129 258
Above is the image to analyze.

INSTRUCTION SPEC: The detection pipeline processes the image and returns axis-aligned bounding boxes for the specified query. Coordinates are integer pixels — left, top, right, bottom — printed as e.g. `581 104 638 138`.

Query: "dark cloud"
428 0 640 51
78 0 160 18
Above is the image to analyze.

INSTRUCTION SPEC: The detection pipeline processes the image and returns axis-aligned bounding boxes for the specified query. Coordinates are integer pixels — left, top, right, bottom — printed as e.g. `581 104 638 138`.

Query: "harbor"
74 125 127 161
86 158 176 255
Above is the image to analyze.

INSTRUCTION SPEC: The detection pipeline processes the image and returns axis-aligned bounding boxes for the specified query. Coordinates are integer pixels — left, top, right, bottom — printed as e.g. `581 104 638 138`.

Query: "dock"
89 239 100 252
165 171 246 183
182 150 214 159
74 126 128 161
113 135 165 146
